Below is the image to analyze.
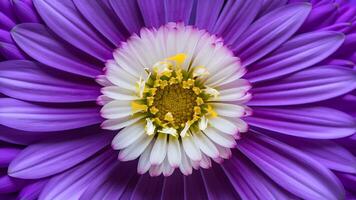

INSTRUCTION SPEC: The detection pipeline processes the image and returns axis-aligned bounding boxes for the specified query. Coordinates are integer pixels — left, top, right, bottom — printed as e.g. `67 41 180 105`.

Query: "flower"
0 0 356 199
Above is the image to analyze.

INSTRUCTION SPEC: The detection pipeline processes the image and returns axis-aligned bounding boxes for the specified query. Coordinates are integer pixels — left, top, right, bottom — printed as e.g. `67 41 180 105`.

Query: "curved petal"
130 174 164 200
161 172 184 199
0 60 100 102
259 0 288 16
12 23 102 78
18 180 48 200
237 134 345 200
0 42 26 60
222 152 295 200
249 66 356 106
194 0 224 31
137 0 165 28
213 0 262 47
8 133 112 179
0 98 102 132
33 0 113 61
73 0 127 46
0 147 21 168
109 0 144 34
246 31 345 82
39 150 116 200
12 0 41 23
164 0 194 24
246 107 356 139
232 3 311 66
200 165 240 199
80 162 137 200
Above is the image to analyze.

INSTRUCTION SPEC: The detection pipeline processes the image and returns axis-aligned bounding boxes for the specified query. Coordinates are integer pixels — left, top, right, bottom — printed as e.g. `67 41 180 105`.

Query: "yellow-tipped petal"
167 53 187 67
198 115 208 131
158 127 178 137
180 122 191 138
131 101 148 113
203 87 219 98
193 66 209 78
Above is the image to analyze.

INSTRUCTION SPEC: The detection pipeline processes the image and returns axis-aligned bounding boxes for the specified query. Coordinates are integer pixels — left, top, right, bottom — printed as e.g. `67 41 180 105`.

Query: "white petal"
179 144 193 175
150 133 168 165
216 145 232 159
203 127 236 148
96 95 112 106
101 100 132 119
101 86 138 101
210 87 249 102
212 103 246 118
162 158 175 176
167 136 181 168
209 117 238 135
192 131 219 159
149 164 163 177
182 136 202 161
111 122 145 150
105 60 137 91
101 115 143 130
137 142 154 174
96 75 112 86
119 134 154 161
199 154 212 169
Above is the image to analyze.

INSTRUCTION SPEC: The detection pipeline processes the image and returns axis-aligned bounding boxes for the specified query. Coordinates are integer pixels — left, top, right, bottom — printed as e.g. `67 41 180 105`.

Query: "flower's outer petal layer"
130 174 164 200
194 0 224 32
18 180 48 200
8 133 112 179
12 23 102 78
73 0 127 46
137 0 165 28
222 152 294 200
0 42 26 60
184 170 209 199
0 98 102 132
164 0 194 25
213 0 262 48
247 107 356 139
246 31 345 83
161 172 184 200
0 147 21 168
109 0 144 34
249 66 356 106
0 60 100 103
12 0 41 23
0 175 24 193
38 150 116 200
259 0 288 16
0 125 51 145
33 0 113 61
80 162 137 200
233 3 311 66
237 134 345 200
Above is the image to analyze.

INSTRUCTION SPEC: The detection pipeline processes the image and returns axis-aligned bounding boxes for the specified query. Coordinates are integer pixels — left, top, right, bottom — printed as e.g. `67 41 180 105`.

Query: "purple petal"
285 139 356 173
213 0 262 47
0 29 12 43
247 107 356 139
249 66 356 105
110 0 144 34
18 180 48 200
337 172 356 194
33 0 113 61
9 133 112 179
0 12 15 31
73 0 127 46
80 162 137 200
233 3 311 66
184 170 208 199
0 60 100 103
0 98 102 132
0 147 21 168
194 0 224 31
237 134 345 200
200 165 240 199
0 0 15 22
39 150 116 200
12 23 103 78
161 172 184 200
0 125 58 145
222 152 295 200
12 0 41 23
130 174 164 200
246 31 345 83
259 0 288 15
164 0 194 24
0 175 24 193
0 42 26 60
137 0 165 28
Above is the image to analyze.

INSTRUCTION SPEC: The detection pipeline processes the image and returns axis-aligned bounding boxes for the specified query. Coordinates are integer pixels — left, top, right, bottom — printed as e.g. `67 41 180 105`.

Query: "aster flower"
0 0 355 199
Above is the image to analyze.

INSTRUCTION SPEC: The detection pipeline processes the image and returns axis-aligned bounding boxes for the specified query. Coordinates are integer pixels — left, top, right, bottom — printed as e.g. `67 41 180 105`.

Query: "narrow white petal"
192 131 219 159
150 133 168 165
149 164 163 177
101 86 138 101
203 127 236 148
199 154 212 169
101 115 143 130
105 60 137 91
137 142 154 174
167 136 181 168
179 144 193 175
163 158 175 176
101 100 132 119
210 87 249 102
111 122 145 150
182 136 202 161
212 103 246 118
118 135 154 161
209 117 238 135
216 145 232 159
